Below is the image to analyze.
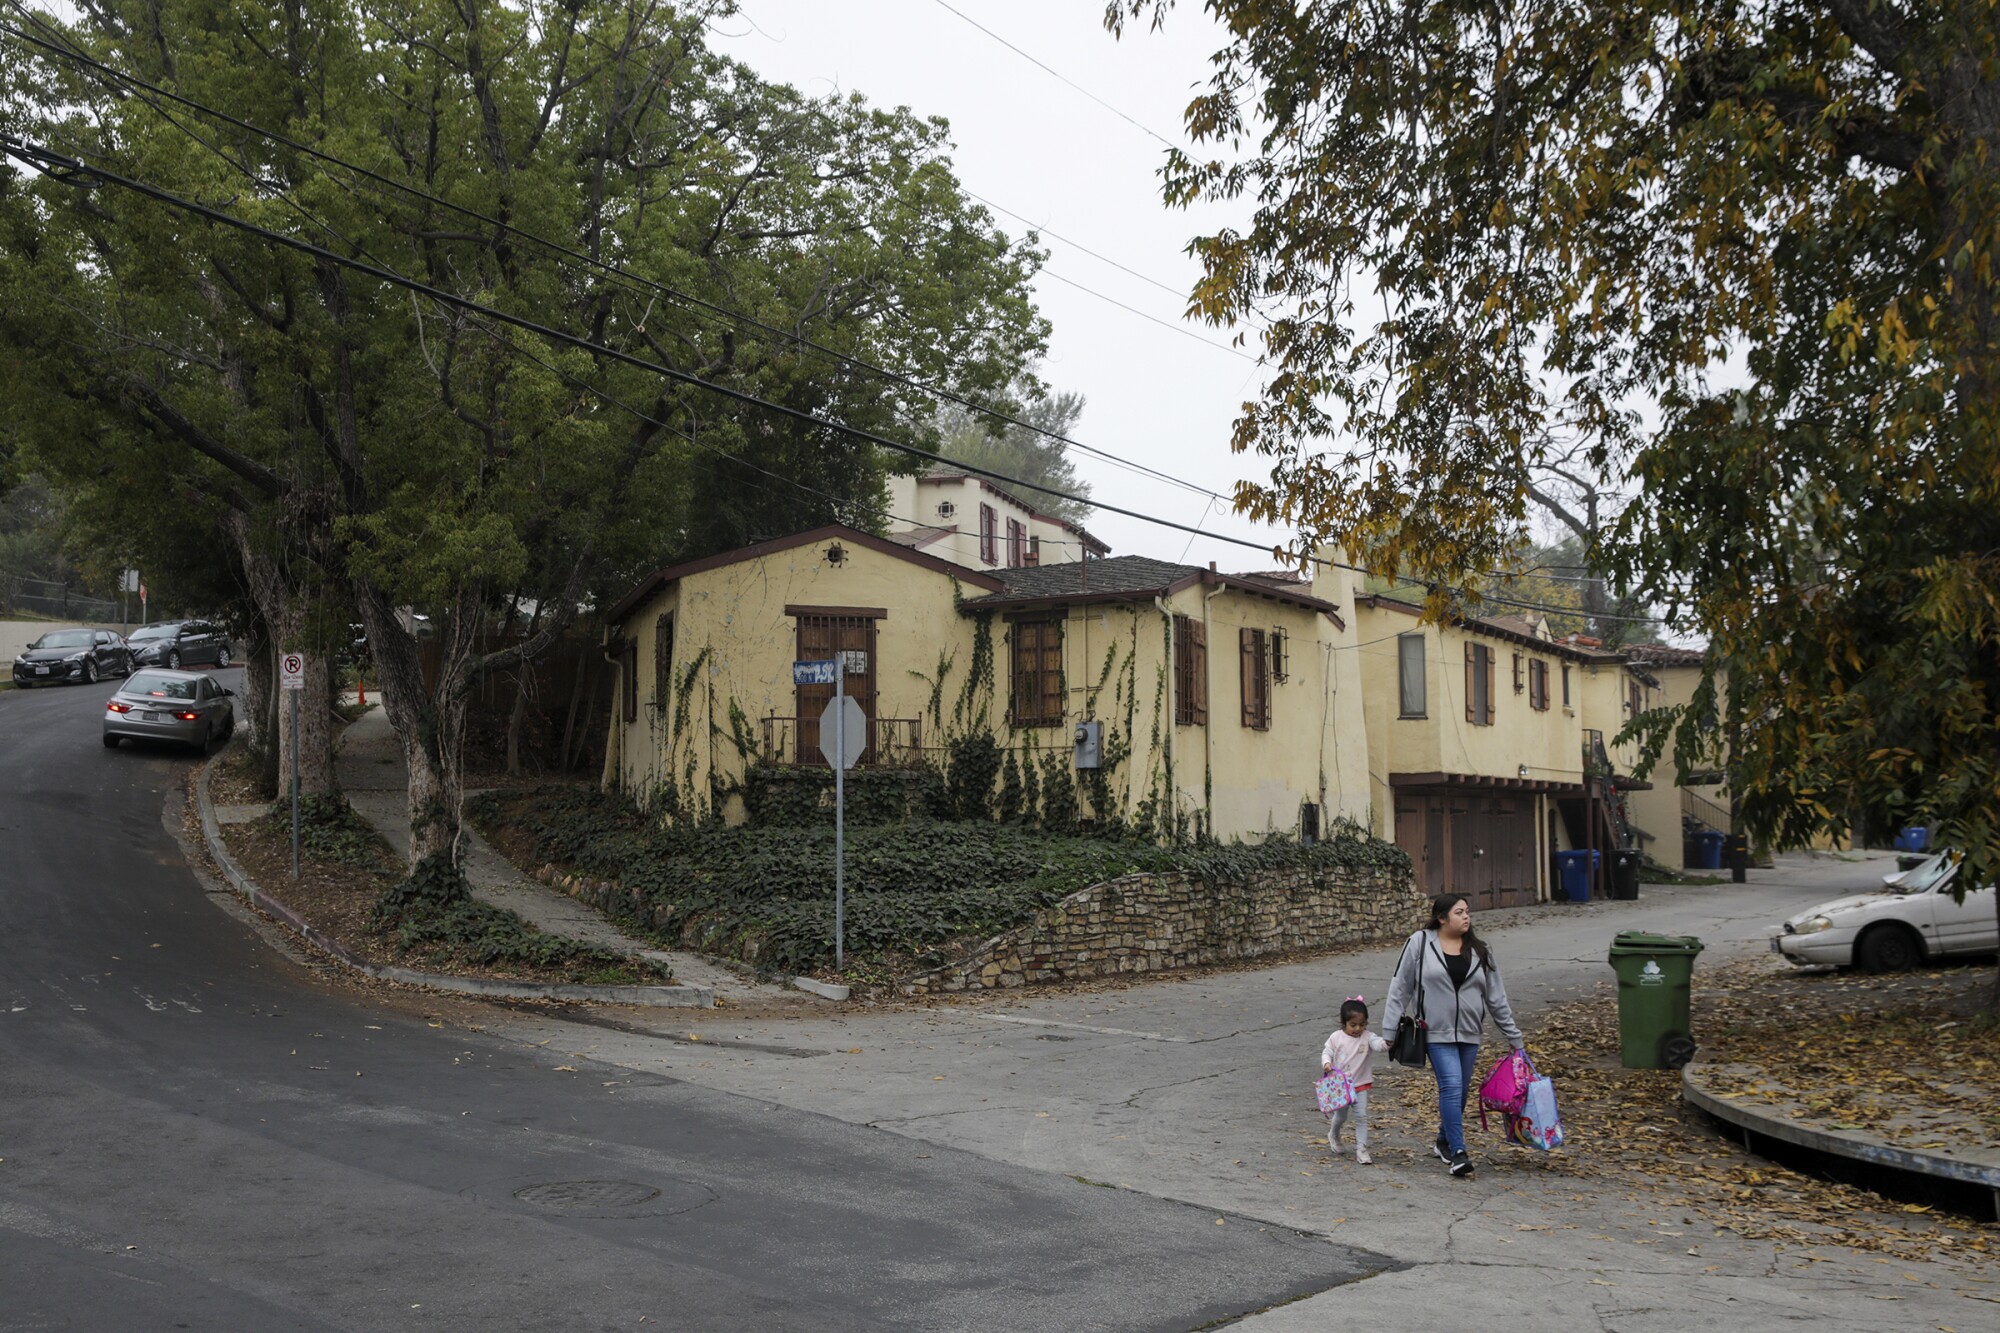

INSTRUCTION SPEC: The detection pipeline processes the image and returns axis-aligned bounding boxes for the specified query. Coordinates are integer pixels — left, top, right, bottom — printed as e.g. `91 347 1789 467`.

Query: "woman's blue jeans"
1428 1041 1482 1155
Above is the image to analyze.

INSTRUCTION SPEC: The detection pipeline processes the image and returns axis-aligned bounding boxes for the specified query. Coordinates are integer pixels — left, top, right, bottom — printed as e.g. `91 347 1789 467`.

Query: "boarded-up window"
1009 618 1065 726
1240 627 1272 730
653 613 675 720
1397 633 1426 718
1465 642 1495 725
1173 614 1207 725
980 504 998 564
1529 658 1550 711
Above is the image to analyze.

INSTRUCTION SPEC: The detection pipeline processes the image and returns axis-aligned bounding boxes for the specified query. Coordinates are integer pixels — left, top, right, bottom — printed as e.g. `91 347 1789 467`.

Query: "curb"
193 751 714 1008
1682 1062 2000 1221
789 976 850 1001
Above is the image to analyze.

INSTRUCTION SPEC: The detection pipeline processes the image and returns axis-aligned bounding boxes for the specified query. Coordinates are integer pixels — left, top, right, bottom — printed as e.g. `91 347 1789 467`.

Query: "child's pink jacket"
1321 1029 1389 1087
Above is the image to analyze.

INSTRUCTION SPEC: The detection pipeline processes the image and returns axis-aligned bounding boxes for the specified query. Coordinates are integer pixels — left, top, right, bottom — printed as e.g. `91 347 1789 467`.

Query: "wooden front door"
794 612 877 765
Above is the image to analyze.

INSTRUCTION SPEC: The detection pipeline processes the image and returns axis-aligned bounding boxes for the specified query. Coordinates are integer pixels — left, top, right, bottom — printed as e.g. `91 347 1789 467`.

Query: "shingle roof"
1622 642 1707 666
966 555 1201 604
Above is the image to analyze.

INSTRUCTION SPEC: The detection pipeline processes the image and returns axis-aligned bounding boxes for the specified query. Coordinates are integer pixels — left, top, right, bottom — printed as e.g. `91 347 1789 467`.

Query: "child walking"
1321 996 1390 1164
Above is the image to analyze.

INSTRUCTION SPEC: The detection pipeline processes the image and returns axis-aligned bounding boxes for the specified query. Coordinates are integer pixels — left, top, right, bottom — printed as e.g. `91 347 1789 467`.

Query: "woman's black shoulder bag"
1389 936 1429 1067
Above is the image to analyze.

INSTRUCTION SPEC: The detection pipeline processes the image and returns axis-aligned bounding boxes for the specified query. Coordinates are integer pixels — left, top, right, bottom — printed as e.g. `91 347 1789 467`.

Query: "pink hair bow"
1345 994 1366 1003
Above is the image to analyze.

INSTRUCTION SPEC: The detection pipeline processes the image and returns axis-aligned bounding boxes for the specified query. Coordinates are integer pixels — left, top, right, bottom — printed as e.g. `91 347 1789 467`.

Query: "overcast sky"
710 0 1285 572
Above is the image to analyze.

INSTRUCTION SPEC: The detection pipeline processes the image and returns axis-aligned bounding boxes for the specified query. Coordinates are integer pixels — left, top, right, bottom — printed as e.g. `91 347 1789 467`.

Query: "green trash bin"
1607 930 1705 1069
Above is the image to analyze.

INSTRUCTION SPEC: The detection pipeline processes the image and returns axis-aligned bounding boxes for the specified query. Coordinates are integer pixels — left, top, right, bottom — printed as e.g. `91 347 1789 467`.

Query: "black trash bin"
1725 833 1750 883
1610 848 1642 900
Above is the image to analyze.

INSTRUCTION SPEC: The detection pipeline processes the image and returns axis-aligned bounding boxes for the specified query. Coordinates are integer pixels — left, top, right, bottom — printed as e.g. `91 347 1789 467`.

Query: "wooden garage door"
1398 792 1538 910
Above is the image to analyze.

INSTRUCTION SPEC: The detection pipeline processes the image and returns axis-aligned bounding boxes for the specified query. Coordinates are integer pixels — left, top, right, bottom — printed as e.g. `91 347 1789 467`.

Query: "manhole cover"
487 1177 716 1219
515 1181 661 1211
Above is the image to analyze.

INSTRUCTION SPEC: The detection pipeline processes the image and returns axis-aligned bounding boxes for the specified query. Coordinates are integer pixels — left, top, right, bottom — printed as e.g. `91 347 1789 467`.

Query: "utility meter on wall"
1073 719 1103 769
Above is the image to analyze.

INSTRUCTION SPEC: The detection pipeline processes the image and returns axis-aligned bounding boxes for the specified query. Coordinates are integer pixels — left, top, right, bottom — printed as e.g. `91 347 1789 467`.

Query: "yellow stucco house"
600 523 1373 841
599 523 1697 903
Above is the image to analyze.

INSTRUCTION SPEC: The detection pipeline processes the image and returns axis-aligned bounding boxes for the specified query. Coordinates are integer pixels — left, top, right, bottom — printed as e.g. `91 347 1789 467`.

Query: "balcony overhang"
1390 771 1587 797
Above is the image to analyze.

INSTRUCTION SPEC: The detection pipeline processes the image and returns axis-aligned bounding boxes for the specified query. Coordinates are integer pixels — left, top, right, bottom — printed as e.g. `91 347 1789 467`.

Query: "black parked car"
126 620 233 671
12 628 133 686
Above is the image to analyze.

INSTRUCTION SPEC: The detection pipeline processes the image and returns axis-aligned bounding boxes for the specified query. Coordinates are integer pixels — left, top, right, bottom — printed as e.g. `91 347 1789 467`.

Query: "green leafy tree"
2 0 1046 895
935 381 1093 523
1111 0 2000 1005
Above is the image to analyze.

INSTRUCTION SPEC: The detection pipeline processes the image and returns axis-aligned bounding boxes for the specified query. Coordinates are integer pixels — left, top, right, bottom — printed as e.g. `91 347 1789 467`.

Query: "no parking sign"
280 652 306 691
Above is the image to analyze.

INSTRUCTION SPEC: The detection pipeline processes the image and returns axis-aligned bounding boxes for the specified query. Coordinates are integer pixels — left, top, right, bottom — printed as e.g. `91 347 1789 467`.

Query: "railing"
1682 787 1731 835
1582 729 1613 779
759 714 926 768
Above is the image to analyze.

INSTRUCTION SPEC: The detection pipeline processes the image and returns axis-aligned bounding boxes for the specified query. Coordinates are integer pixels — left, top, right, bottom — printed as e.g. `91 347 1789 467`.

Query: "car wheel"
102 734 120 749
83 658 98 685
167 650 181 669
191 722 213 755
216 644 231 668
1857 923 1924 973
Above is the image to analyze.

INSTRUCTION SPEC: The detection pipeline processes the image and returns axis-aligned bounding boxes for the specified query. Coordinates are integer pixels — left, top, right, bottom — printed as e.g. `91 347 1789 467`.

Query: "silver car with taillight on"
103 669 235 752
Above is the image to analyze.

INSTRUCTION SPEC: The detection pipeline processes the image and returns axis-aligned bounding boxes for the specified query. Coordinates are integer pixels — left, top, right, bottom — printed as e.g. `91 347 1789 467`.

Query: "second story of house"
884 469 1109 573
1352 595 1594 805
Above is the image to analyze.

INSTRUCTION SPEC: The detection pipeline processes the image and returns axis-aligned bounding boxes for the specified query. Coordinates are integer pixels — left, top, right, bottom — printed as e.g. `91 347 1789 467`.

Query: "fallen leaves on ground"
1358 955 1996 1265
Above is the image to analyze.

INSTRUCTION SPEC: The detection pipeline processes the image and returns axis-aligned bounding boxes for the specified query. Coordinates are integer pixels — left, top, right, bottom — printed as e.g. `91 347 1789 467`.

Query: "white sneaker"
1355 1148 1373 1165
1327 1128 1345 1155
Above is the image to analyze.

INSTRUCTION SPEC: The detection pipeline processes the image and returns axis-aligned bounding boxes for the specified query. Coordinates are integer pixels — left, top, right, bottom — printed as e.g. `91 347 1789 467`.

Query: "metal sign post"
280 652 306 879
833 667 845 973
796 658 863 974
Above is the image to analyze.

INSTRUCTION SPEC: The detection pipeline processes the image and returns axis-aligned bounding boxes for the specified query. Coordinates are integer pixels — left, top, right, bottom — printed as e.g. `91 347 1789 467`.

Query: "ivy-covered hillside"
471 785 1409 977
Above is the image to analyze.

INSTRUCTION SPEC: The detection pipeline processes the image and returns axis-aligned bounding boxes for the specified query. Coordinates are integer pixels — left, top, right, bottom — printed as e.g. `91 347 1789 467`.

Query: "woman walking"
1380 893 1526 1178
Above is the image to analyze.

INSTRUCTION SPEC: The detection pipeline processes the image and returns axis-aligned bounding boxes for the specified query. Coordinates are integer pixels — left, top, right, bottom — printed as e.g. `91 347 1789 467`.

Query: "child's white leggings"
1329 1087 1370 1150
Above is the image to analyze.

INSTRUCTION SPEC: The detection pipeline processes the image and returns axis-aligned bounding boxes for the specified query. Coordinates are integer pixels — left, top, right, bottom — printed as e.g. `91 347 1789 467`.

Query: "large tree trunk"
225 513 336 797
240 612 280 798
357 585 477 879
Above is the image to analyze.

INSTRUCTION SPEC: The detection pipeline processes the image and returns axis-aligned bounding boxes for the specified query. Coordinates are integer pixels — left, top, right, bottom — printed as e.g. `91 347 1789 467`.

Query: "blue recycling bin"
1695 831 1726 869
1556 849 1598 902
1894 826 1930 853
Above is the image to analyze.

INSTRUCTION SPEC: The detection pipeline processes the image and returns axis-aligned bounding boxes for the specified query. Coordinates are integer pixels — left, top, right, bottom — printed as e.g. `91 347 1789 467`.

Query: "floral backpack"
1314 1065 1357 1116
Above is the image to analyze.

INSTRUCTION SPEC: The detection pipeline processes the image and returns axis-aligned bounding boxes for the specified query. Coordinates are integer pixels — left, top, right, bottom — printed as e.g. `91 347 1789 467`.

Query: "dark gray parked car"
126 619 232 670
103 669 235 751
12 627 133 686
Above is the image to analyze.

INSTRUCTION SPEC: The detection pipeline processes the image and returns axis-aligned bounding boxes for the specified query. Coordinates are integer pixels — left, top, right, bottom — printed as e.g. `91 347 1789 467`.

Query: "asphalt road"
0 672 1388 1331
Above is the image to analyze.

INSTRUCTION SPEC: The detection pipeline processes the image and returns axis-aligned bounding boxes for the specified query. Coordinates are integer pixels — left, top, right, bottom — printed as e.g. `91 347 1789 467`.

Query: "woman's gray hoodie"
1379 929 1524 1048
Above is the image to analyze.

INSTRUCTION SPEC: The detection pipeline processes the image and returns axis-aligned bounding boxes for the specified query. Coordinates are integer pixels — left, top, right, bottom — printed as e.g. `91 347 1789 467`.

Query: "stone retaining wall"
898 864 1424 995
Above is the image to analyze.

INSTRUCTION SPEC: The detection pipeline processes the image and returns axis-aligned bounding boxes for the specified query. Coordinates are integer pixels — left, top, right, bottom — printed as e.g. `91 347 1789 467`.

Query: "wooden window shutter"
1464 642 1476 722
1512 652 1523 693
1240 628 1257 727
1192 619 1207 724
1484 646 1496 724
622 637 638 722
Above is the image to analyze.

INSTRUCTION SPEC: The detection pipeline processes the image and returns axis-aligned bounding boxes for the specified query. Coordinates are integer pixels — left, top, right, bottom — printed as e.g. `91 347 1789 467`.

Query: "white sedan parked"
1773 851 1998 972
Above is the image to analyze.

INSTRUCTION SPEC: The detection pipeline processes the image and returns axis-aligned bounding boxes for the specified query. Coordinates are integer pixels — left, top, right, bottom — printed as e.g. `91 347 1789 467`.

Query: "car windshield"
1893 851 1957 894
129 625 175 641
31 630 93 649
125 672 198 700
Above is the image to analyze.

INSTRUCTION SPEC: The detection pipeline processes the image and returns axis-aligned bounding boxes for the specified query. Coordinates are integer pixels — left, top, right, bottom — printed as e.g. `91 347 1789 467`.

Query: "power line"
0 11 1237 505
923 0 1178 150
963 189 1190 301
1039 267 1261 363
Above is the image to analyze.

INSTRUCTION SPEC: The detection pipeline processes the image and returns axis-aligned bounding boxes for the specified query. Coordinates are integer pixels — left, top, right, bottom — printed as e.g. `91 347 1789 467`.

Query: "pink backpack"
1477 1049 1535 1133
